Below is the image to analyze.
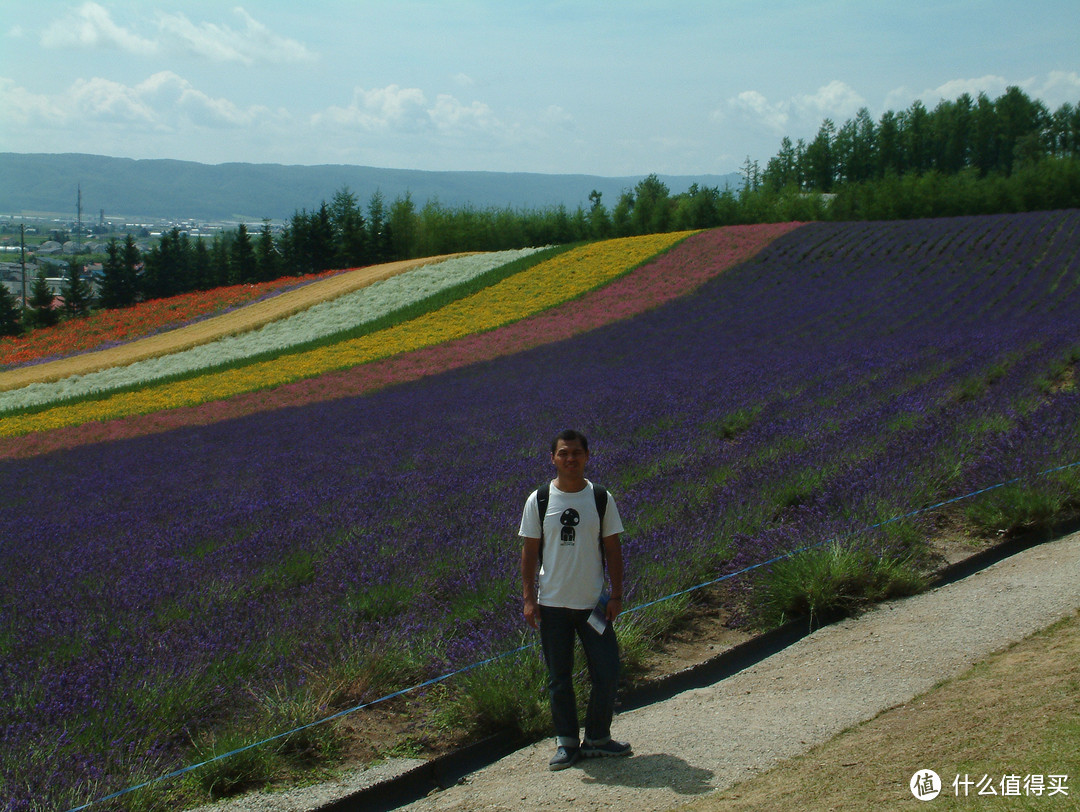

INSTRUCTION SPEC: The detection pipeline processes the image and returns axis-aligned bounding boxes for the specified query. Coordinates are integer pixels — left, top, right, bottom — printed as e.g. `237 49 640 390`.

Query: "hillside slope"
2 213 1078 811
0 152 740 221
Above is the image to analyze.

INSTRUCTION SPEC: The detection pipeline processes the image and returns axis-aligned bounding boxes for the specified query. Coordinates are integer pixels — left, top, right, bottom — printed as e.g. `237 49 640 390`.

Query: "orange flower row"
0 268 350 369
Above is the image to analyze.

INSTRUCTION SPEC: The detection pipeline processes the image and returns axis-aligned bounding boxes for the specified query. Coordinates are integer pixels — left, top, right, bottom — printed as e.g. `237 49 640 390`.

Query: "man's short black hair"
551 429 589 454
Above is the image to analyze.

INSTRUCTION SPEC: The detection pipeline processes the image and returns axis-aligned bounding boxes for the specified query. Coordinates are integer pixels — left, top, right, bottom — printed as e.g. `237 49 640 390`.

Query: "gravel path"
193 531 1080 812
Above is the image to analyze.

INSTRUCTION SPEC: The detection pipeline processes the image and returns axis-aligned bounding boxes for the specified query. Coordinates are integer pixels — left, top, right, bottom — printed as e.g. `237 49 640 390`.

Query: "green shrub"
189 728 279 799
186 682 344 800
434 646 550 739
752 542 928 629
964 481 1077 536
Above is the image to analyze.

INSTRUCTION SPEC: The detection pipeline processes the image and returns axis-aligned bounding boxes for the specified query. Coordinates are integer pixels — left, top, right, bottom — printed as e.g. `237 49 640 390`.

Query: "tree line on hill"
2 86 1078 338
751 85 1080 221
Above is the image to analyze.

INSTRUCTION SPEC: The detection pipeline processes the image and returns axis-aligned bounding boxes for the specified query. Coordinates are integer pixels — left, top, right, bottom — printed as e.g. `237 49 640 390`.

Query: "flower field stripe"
0 248 546 413
0 265 357 371
0 233 691 437
0 224 800 459
0 255 466 393
4 212 1080 808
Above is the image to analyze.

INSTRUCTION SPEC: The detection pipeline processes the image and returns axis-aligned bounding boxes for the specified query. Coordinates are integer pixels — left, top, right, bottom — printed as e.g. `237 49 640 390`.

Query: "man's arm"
602 533 623 622
521 536 541 629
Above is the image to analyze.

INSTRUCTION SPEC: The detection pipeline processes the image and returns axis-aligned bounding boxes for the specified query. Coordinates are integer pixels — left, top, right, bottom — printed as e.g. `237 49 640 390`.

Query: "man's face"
552 439 588 478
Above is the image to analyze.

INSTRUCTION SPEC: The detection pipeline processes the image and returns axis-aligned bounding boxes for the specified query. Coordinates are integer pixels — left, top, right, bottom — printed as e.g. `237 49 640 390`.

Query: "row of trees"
760 86 1080 192
0 259 95 334
4 86 1077 335
78 180 735 309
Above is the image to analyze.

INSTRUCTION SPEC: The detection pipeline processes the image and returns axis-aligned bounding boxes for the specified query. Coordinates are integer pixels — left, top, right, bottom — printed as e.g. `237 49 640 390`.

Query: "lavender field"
3 211 1080 810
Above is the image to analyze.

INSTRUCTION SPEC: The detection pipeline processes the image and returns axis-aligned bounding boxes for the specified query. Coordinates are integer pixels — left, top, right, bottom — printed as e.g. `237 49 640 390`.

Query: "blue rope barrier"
632 459 1080 615
66 459 1080 811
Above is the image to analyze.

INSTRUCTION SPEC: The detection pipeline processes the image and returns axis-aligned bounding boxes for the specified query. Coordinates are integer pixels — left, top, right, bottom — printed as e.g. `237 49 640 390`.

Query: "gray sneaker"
548 745 580 770
581 738 632 758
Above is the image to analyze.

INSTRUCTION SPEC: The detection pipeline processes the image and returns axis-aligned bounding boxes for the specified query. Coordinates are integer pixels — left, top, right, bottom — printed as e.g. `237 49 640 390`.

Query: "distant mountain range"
0 153 741 223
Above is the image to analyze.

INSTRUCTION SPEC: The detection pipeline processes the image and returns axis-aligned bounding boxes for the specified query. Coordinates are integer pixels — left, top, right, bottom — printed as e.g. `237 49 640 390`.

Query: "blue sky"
1 1 1077 176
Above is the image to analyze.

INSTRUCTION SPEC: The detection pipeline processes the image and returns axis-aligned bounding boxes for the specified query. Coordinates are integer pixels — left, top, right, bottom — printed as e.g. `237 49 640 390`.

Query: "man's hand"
602 533 624 623
521 537 541 629
605 597 622 622
523 598 539 629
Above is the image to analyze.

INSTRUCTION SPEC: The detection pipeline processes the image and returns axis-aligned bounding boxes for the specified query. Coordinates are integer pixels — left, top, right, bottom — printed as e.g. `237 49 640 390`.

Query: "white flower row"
1 248 543 412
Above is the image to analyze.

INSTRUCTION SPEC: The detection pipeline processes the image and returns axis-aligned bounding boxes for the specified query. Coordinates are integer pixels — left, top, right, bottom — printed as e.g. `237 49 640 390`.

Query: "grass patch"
751 542 928 629
432 646 550 739
705 405 762 440
682 609 1080 811
177 679 346 803
964 474 1080 536
344 582 416 622
253 549 319 591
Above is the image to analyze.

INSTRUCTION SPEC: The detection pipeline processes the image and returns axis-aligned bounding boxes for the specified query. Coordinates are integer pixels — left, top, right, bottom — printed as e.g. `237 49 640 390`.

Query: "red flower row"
0 269 349 369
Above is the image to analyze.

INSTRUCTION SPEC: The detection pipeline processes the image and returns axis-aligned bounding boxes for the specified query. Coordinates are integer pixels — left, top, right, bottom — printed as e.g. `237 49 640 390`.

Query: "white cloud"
39 3 312 65
428 94 501 135
716 81 865 135
1028 71 1080 107
0 77 65 126
41 1 157 54
156 6 315 65
724 90 789 131
314 85 430 131
540 105 574 127
313 85 511 140
0 72 280 133
793 80 865 121
930 75 1011 101
68 75 159 124
887 71 1080 112
231 7 314 63
886 75 1010 110
137 71 274 128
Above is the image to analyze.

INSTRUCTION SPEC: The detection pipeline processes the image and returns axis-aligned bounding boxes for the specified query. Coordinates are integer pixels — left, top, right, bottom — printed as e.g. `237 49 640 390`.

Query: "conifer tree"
0 283 21 336
256 221 279 281
122 234 142 300
230 223 258 284
27 269 58 328
62 257 93 317
191 237 212 290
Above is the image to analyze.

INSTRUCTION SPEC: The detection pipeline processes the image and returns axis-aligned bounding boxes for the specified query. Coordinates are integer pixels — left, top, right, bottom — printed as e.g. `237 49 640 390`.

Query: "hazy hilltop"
0 153 740 222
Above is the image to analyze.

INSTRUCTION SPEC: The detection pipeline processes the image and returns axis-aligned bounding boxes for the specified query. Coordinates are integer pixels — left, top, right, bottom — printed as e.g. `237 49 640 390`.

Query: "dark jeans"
538 604 620 748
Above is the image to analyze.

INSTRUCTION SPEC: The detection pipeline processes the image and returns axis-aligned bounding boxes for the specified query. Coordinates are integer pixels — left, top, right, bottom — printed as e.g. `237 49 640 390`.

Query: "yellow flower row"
4 232 693 436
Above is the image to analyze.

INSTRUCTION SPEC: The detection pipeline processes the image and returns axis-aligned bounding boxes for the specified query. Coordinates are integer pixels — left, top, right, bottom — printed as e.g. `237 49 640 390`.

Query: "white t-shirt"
518 479 624 610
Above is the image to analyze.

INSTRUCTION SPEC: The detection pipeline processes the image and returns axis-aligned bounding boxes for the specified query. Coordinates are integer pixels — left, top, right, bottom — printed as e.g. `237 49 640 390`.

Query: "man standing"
519 429 632 770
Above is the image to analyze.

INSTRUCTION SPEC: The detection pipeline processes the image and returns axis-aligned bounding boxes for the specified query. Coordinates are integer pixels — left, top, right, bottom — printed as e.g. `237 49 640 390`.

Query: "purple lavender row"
2 210 1079 809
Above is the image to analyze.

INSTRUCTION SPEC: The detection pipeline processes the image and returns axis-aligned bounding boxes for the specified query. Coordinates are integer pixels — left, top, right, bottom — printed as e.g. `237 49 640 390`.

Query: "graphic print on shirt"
559 508 580 545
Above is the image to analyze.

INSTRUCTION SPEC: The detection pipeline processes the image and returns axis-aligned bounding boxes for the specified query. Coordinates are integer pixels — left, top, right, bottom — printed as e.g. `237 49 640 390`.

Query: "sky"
1 1 1078 177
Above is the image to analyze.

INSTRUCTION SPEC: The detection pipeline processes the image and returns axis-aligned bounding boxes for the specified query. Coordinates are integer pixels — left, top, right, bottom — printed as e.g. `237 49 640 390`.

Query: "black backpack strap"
594 484 608 570
536 481 550 569
593 484 608 525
